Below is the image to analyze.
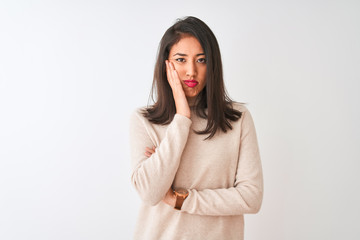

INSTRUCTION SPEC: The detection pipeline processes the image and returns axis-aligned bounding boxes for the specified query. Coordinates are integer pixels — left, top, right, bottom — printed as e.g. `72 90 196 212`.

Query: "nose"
186 61 197 78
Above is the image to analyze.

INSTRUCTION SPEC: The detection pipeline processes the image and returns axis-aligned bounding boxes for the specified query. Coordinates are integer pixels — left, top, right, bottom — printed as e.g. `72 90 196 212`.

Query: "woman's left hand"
144 146 176 207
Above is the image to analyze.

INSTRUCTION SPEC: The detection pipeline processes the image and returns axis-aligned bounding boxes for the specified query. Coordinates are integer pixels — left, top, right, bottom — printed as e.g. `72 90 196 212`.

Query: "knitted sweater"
129 102 263 240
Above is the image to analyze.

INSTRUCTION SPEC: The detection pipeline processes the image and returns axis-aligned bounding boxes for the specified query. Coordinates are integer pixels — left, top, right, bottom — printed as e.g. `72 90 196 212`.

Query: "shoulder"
231 102 259 132
229 101 258 128
129 106 150 127
230 101 249 114
130 106 147 118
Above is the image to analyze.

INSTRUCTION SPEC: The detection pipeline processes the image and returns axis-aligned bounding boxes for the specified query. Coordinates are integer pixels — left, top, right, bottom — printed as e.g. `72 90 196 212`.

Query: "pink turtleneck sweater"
129 102 263 240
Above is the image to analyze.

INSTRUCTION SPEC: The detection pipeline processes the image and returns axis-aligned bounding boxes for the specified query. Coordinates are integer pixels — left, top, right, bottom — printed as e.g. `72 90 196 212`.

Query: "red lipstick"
184 79 199 88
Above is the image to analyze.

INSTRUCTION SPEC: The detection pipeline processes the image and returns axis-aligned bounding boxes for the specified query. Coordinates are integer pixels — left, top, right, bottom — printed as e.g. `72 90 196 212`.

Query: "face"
168 35 207 101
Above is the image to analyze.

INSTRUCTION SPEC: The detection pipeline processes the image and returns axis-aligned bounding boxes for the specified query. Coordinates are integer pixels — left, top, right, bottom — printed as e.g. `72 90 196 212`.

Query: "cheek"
173 63 185 73
199 68 207 81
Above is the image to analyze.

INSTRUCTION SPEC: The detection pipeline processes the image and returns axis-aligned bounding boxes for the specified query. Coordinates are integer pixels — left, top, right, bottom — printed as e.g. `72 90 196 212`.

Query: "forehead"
169 36 204 55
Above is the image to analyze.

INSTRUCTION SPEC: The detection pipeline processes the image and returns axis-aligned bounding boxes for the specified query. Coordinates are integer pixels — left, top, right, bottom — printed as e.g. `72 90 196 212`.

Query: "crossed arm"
130 108 263 216
144 146 177 207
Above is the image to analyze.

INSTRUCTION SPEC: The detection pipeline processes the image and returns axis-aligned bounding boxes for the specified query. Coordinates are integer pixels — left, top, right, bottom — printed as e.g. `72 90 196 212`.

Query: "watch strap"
174 195 186 210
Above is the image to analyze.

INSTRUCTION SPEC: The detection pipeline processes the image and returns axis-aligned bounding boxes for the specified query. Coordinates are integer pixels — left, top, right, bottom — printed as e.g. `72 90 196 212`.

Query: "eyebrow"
173 53 205 57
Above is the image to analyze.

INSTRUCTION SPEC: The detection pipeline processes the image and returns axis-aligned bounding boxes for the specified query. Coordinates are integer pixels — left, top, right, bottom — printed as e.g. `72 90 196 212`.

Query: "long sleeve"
129 109 192 206
180 109 264 216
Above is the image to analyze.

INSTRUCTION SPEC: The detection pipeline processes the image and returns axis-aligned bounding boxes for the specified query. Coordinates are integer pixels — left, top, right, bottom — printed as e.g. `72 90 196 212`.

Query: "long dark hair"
143 16 244 140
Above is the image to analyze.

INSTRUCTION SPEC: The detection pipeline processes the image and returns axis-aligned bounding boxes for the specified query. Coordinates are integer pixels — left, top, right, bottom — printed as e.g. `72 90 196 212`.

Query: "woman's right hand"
144 146 156 158
165 60 191 119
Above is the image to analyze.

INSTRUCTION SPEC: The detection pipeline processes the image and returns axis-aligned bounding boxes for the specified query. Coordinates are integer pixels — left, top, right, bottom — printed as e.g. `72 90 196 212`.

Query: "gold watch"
173 188 189 210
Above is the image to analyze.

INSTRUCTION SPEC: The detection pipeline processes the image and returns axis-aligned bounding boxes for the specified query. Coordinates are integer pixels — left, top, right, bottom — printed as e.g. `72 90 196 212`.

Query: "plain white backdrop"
1 0 359 239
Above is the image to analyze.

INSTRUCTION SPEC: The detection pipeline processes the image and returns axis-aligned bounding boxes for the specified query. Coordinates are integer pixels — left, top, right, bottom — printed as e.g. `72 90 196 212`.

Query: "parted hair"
142 16 244 140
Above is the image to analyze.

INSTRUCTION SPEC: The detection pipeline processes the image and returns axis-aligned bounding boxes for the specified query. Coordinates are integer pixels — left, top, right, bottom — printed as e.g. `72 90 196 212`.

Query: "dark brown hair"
143 16 244 140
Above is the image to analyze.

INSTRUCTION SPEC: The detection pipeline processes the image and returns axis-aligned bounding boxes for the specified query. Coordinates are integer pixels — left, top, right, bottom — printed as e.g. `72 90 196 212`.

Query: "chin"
185 94 197 99
185 89 199 97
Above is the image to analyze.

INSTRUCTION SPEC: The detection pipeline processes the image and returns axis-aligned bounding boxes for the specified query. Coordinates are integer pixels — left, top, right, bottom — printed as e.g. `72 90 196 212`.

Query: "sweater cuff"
173 113 192 127
179 189 193 212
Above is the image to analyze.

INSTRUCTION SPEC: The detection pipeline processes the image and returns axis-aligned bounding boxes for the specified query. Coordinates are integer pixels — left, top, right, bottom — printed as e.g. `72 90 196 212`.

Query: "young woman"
129 16 263 240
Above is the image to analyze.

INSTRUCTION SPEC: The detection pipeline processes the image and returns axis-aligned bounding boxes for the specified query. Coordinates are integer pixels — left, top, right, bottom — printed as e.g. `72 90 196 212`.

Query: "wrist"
175 103 191 118
173 188 189 210
176 111 191 119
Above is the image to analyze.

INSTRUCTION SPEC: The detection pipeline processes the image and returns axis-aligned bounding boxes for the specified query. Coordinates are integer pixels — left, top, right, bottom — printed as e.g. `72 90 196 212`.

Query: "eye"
175 58 186 63
197 58 206 64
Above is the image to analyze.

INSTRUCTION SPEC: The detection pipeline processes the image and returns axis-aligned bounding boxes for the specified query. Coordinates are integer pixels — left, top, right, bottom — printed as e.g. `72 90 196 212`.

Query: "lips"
184 80 199 88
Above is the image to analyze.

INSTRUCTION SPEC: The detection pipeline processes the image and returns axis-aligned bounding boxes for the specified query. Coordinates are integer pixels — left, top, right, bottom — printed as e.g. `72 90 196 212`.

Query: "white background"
1 0 359 239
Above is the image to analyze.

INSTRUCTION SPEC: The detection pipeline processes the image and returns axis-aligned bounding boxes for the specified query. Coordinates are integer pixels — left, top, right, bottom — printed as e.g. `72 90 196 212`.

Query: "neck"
187 96 197 107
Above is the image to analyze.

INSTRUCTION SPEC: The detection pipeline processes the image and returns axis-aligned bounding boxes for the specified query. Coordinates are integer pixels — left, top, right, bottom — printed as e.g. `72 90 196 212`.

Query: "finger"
170 61 179 77
169 60 175 71
166 61 175 89
145 146 155 151
165 60 169 74
145 151 154 157
168 61 175 80
169 62 178 79
169 62 175 81
165 60 171 82
145 147 156 154
173 69 181 86
146 146 155 152
170 62 182 88
145 147 154 154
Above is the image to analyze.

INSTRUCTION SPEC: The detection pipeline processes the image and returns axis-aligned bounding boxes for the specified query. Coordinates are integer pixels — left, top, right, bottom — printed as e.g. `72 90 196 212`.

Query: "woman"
129 16 263 240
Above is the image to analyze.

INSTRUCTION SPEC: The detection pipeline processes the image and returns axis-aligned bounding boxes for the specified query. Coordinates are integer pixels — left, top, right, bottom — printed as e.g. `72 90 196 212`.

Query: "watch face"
176 188 189 196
